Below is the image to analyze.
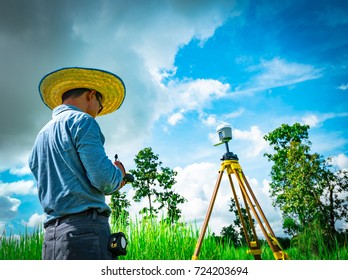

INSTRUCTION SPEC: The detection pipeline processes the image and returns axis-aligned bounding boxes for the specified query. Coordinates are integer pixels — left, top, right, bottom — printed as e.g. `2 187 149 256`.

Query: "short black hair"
62 88 89 103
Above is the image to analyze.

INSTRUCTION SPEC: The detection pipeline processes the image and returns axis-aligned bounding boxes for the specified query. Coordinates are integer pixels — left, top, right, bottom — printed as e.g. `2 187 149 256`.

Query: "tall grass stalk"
112 217 260 260
0 228 43 260
286 226 348 260
1 217 346 260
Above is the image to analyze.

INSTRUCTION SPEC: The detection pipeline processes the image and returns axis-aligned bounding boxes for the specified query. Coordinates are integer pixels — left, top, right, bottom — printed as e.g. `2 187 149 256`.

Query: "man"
29 67 127 260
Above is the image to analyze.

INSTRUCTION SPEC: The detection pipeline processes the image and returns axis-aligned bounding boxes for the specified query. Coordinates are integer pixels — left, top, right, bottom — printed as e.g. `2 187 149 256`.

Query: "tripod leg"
192 169 224 260
240 171 289 259
228 173 262 260
228 174 251 244
234 168 289 260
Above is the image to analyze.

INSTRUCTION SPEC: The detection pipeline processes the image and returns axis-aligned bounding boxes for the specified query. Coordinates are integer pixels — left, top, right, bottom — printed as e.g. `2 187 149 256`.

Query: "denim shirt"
29 104 123 223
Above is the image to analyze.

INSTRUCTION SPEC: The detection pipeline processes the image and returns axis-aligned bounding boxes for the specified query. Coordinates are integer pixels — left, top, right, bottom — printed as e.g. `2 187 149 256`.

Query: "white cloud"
233 126 269 157
0 180 36 196
201 114 219 127
164 79 231 122
22 213 45 228
223 108 245 120
235 57 322 95
0 196 21 220
168 110 185 126
0 180 36 222
302 115 320 127
201 109 245 129
262 179 271 195
10 165 32 176
302 112 348 128
174 162 231 232
337 84 348 90
144 78 232 129
331 154 348 170
254 58 322 86
208 132 220 145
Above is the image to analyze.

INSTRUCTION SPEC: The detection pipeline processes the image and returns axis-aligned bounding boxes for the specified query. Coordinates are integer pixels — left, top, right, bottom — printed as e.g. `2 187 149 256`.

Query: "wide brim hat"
39 67 126 116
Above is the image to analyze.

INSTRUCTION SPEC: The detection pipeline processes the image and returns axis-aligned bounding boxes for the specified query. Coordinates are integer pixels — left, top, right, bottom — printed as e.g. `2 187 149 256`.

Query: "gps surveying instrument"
192 124 289 260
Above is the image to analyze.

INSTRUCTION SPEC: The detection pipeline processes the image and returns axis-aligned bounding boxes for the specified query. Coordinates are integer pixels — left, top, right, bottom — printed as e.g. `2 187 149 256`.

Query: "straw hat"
39 67 126 116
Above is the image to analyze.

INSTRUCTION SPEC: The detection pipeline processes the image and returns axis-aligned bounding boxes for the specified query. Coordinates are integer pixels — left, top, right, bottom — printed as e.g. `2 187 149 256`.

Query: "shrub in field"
289 225 348 260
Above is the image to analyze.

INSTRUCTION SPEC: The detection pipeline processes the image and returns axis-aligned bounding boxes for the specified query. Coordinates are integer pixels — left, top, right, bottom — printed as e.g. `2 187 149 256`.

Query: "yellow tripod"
192 144 289 260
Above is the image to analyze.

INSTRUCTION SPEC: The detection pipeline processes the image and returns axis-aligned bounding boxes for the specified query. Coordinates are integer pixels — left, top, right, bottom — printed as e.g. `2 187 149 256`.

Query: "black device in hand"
114 154 134 184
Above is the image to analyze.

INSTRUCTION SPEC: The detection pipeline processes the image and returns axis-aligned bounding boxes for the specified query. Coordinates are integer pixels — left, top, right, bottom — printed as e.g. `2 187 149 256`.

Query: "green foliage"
220 224 240 246
264 123 310 149
264 123 325 231
289 224 348 260
264 123 348 238
130 147 160 217
220 198 255 247
109 190 131 226
157 167 187 223
129 147 186 222
320 167 348 236
282 215 300 236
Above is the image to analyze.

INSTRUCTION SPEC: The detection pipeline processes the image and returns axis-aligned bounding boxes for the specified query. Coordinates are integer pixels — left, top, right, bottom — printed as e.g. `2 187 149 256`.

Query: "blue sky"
0 0 347 238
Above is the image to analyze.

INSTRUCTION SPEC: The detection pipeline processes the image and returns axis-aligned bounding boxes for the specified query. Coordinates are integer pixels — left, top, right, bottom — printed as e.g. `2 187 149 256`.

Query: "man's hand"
114 160 126 176
113 160 126 189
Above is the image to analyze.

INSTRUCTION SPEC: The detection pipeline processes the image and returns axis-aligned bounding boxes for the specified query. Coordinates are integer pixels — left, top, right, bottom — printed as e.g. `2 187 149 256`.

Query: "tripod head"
214 124 239 161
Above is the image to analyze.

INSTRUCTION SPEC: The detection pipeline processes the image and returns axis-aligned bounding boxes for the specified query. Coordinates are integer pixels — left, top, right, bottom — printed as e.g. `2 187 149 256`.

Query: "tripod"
192 142 289 260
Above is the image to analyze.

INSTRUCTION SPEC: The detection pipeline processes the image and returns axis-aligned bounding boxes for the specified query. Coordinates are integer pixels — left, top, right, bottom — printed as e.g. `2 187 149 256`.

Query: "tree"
264 123 326 234
130 147 161 218
156 167 187 223
321 166 348 236
130 147 186 221
109 190 131 226
220 198 255 246
264 123 348 236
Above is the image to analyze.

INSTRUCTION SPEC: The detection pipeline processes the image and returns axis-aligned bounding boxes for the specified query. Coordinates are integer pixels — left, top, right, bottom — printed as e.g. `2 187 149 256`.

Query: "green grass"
1 218 347 260
0 229 43 260
115 218 255 260
285 227 348 260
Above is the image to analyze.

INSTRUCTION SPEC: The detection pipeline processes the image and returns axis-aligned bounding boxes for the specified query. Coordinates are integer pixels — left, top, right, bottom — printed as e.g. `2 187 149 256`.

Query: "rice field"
1 218 347 260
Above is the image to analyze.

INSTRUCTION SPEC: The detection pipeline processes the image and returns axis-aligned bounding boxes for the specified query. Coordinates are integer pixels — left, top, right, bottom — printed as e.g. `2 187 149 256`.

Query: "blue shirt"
29 104 123 223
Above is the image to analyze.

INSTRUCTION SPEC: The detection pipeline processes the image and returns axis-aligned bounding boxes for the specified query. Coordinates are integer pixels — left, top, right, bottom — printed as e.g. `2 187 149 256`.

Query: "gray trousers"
43 210 113 260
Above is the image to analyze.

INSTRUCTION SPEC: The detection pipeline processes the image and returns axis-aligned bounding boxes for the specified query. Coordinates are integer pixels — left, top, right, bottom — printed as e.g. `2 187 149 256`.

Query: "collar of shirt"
53 104 82 117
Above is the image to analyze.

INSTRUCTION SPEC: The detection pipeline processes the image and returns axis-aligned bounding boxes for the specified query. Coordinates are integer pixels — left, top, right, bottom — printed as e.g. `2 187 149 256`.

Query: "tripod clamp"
221 142 239 161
